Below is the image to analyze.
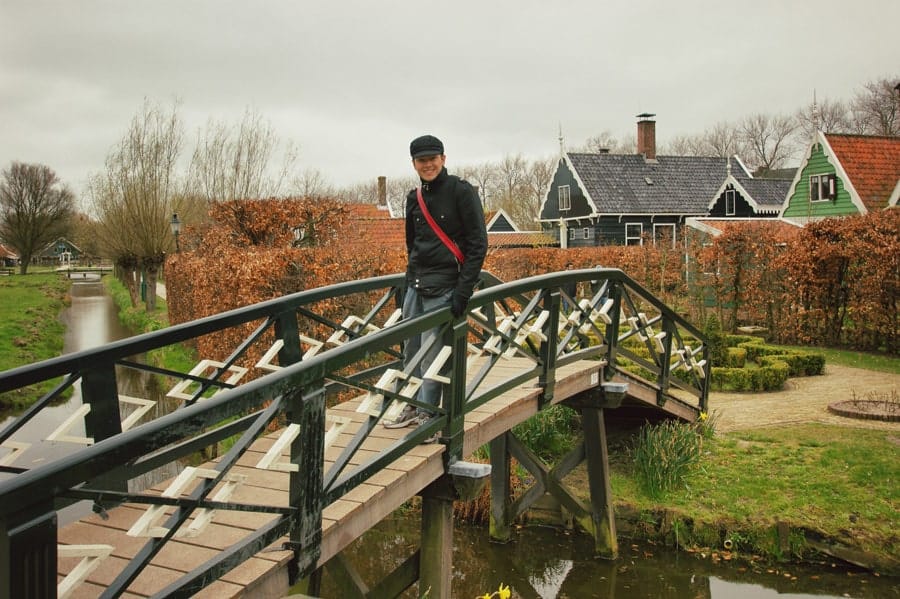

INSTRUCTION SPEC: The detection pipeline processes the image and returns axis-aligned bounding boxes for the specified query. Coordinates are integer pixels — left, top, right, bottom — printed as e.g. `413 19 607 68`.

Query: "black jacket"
405 167 487 299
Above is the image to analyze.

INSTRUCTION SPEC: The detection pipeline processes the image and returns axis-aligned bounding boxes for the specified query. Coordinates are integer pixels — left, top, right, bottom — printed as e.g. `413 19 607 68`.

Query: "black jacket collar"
421 167 448 191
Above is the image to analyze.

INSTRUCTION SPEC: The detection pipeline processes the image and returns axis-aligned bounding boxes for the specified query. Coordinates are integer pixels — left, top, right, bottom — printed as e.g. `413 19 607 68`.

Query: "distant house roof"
753 166 797 180
0 243 18 260
345 203 405 247
345 203 555 251
485 208 520 233
686 217 802 239
823 133 900 213
37 237 83 258
488 231 558 248
709 167 793 216
557 152 735 217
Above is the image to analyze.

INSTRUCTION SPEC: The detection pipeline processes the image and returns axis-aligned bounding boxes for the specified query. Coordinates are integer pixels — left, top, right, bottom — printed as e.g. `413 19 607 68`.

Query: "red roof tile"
825 134 900 213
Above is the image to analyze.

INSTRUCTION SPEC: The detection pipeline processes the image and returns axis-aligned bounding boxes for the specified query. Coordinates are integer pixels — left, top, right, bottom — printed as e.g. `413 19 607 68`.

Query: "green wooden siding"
783 143 858 219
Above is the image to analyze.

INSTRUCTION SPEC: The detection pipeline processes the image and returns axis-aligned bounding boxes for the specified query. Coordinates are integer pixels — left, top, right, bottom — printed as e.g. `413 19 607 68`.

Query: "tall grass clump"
633 419 704 499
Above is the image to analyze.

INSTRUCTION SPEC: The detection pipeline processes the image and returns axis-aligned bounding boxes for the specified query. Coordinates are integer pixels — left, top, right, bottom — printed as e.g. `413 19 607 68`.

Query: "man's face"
413 154 446 182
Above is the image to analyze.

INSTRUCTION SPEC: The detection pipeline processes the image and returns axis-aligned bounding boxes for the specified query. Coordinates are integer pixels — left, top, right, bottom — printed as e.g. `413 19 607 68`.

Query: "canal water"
318 516 897 598
4 279 897 597
0 277 175 523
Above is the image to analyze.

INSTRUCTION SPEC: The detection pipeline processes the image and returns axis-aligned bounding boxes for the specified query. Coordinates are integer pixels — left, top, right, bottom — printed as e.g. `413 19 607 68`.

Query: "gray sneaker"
383 405 418 428
420 430 440 444
410 412 431 426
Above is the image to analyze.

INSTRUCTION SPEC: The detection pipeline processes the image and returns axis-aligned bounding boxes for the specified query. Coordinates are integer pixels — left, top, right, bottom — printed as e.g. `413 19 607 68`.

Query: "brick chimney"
377 176 386 207
636 113 656 160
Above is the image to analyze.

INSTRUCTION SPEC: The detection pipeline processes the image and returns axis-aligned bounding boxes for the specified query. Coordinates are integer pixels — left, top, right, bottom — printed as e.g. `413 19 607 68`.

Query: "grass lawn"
0 272 70 409
775 344 899 375
608 423 899 565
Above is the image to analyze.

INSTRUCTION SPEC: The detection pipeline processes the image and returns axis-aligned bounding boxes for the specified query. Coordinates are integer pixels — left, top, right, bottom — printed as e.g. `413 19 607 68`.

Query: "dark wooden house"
538 115 736 248
707 159 792 218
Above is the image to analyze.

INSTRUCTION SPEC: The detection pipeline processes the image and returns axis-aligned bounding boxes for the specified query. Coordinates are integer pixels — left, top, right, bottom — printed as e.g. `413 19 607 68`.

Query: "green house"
781 131 900 224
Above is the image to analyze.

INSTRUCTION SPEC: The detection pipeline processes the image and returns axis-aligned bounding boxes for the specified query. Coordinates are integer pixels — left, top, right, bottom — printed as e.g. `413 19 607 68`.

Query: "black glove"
450 293 468 318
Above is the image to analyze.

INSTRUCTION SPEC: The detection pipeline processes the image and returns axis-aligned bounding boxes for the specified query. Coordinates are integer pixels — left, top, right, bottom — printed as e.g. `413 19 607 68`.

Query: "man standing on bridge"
383 134 488 433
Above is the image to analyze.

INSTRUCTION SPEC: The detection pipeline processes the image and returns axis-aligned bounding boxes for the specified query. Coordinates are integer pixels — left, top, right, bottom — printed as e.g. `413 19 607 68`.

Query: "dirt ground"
711 363 900 433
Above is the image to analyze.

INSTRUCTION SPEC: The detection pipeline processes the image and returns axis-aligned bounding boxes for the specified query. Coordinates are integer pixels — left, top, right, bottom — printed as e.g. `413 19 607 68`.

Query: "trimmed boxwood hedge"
614 335 825 393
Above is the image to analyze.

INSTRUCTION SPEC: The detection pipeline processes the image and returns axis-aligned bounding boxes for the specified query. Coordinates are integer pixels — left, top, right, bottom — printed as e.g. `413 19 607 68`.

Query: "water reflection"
0 279 180 523
318 516 897 598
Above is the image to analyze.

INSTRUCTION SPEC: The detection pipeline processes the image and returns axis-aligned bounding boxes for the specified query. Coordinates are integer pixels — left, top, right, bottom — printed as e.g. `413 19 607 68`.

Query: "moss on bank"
559 422 900 575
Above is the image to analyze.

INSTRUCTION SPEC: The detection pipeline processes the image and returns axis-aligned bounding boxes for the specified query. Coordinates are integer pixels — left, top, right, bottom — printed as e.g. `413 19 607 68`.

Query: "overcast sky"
2 0 898 202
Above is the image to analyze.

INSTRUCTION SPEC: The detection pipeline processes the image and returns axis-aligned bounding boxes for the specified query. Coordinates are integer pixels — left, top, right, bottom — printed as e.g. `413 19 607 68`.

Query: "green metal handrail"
0 267 708 598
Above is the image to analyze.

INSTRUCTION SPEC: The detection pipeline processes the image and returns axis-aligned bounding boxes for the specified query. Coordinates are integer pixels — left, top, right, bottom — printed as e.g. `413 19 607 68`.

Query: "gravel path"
711 364 900 433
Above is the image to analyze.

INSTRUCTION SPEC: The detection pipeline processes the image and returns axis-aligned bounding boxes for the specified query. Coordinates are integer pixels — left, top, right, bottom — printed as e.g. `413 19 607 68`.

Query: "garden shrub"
702 314 727 366
739 342 825 376
724 347 747 368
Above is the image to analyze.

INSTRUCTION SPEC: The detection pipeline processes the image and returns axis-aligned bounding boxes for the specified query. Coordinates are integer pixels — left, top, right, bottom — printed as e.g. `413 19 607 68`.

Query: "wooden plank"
54 357 695 597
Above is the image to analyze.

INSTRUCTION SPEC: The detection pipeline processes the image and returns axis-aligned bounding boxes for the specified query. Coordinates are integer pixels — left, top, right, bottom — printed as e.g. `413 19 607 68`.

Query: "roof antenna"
811 89 820 136
558 122 565 157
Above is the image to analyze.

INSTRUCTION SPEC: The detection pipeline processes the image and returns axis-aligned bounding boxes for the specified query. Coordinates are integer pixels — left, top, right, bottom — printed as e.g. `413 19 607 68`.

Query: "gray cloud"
2 0 898 199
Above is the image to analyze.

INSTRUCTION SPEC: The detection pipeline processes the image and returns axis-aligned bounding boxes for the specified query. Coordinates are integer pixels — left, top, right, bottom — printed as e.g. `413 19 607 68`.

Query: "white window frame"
653 223 677 249
725 189 737 216
809 174 836 202
558 185 571 211
625 223 643 246
582 227 591 240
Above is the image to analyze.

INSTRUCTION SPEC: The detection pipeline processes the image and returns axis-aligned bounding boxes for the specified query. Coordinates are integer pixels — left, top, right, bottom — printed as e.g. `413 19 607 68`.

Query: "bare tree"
458 161 496 209
850 76 900 136
519 156 556 229
739 113 797 171
91 99 183 311
666 133 710 156
496 153 527 205
579 130 635 154
795 97 852 140
386 175 418 216
291 168 334 199
703 121 747 158
0 162 74 273
187 107 297 203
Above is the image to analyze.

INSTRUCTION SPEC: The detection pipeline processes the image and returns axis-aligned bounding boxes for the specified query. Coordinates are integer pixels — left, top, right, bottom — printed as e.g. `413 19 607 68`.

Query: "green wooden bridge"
0 268 709 598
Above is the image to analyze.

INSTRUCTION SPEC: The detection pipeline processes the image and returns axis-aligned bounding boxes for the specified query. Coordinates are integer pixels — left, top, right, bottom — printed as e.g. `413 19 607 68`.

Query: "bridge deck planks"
55 357 639 597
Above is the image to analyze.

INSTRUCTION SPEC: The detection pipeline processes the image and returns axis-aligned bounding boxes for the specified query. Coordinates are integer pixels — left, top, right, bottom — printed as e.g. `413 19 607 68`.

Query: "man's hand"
450 293 468 318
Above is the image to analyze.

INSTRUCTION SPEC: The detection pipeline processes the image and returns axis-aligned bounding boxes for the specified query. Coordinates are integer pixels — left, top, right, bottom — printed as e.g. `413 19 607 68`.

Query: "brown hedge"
165 203 898 368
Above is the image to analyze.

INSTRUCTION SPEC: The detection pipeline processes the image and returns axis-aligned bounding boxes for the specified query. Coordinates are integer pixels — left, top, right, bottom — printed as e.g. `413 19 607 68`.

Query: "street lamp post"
170 213 182 253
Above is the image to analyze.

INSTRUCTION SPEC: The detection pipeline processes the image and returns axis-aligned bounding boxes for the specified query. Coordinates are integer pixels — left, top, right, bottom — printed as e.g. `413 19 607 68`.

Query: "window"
809 174 837 202
625 223 643 246
725 189 737 215
582 227 592 240
558 185 571 211
653 223 676 248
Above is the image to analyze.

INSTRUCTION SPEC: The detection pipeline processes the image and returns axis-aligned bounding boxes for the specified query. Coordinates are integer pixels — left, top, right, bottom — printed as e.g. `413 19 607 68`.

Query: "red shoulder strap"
416 187 465 264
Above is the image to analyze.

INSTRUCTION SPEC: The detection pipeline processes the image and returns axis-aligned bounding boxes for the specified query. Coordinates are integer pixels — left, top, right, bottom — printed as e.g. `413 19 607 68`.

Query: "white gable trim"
708 175 763 212
886 178 900 208
537 154 600 223
780 131 866 220
821 133 867 215
486 208 521 232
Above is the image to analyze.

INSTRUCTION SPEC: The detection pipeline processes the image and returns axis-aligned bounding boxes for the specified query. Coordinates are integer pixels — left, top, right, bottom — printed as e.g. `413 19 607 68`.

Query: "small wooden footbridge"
0 268 709 598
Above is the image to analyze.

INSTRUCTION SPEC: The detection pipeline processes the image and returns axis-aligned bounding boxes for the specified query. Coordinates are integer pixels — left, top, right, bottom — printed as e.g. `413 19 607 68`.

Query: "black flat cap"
410 134 444 158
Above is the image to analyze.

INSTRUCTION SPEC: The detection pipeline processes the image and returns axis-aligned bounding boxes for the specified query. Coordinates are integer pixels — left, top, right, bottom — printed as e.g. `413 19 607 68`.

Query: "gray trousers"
402 287 454 415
